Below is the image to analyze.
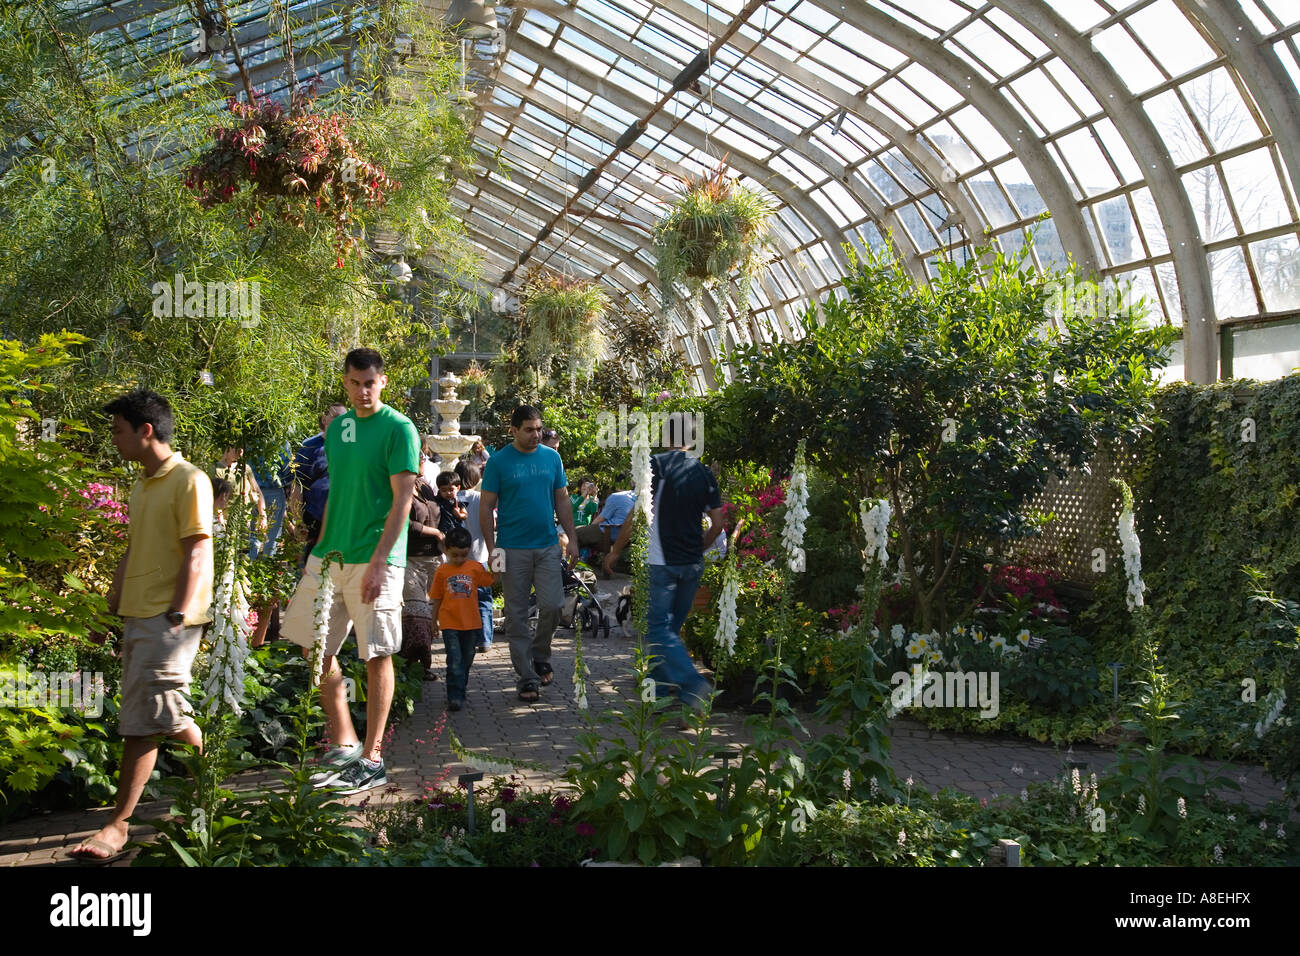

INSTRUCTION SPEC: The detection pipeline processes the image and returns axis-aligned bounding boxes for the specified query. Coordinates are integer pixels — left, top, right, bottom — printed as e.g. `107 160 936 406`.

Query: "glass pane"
1093 196 1140 266
1090 24 1165 93
1210 245 1258 318
1182 69 1262 153
1092 117 1142 185
953 20 1031 75
1008 68 1082 136
1221 149 1292 233
1143 89 1209 165
1182 166 1240 242
1125 0 1216 77
1055 127 1121 196
1250 234 1300 312
1230 323 1300 381
950 105 1008 161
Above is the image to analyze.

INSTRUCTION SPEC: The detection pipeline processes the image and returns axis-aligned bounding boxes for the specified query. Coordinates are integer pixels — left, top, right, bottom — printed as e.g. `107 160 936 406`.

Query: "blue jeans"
442 628 482 702
478 586 494 646
646 562 711 708
252 485 287 558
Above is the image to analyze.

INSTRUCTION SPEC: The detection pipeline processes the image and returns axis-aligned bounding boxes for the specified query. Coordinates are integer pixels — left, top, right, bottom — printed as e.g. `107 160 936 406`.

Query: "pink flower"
575 822 596 837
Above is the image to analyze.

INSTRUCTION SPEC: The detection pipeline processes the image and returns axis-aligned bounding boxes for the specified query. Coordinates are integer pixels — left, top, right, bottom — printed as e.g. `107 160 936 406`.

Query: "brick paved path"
2 574 1289 866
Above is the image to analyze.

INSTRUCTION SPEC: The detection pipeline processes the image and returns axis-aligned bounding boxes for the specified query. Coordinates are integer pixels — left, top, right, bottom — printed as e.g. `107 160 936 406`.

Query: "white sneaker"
309 743 361 787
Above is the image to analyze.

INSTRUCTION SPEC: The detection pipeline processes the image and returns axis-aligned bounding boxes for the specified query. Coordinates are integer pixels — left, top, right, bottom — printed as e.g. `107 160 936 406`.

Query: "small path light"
716 749 741 813
458 771 485 834
1108 662 1122 705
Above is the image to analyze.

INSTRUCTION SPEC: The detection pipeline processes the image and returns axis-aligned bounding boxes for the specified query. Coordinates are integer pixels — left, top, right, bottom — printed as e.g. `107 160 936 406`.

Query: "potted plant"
518 272 607 377
185 88 399 266
653 159 773 335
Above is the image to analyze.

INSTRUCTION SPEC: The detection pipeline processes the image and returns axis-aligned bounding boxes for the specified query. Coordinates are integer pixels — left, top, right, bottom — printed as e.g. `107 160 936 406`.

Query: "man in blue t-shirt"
481 405 579 701
606 427 724 710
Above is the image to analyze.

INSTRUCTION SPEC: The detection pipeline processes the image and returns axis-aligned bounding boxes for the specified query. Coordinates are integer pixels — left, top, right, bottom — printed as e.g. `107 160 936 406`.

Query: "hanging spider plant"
518 271 607 378
653 159 774 336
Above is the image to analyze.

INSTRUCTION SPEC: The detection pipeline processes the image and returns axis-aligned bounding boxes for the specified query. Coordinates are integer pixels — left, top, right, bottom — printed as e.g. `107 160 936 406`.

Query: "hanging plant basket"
185 89 399 266
519 272 608 377
653 159 773 330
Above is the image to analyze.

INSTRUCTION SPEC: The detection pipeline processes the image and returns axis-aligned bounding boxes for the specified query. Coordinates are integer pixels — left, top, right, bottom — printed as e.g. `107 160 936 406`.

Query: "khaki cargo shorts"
281 554 405 661
118 613 204 738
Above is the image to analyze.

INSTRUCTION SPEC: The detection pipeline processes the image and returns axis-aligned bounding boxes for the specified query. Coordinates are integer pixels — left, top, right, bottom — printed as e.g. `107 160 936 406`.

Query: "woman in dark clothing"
402 476 444 679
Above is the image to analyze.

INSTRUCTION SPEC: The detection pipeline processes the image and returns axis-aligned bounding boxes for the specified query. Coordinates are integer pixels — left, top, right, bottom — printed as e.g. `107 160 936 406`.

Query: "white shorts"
281 554 405 661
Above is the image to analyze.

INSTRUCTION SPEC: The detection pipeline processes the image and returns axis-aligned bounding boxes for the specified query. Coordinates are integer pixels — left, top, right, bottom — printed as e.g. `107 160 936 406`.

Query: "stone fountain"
426 372 481 460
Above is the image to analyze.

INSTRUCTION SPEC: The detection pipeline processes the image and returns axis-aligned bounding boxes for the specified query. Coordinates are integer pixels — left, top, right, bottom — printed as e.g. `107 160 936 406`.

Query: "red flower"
575 822 596 837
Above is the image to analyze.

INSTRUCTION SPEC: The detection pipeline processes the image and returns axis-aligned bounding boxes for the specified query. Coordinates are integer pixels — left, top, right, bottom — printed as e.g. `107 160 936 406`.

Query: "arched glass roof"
69 0 1300 387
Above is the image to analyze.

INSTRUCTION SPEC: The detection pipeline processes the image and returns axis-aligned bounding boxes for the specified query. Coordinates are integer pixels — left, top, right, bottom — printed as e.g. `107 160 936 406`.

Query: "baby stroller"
529 560 613 639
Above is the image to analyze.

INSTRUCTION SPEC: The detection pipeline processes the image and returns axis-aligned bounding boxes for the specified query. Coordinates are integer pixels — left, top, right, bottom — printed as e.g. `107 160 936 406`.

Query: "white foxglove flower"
869 777 880 798
842 769 852 793
1277 824 1286 839
782 440 809 573
1020 789 1029 802
1138 793 1146 814
859 497 891 567
632 436 653 525
713 559 741 658
573 653 589 712
1114 479 1146 610
1254 688 1286 738
1177 797 1187 819
310 559 338 687
203 537 253 715
897 829 907 847
1213 844 1223 862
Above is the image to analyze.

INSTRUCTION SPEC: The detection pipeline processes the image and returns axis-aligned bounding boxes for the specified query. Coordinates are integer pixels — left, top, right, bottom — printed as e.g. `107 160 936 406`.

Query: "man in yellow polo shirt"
69 390 213 864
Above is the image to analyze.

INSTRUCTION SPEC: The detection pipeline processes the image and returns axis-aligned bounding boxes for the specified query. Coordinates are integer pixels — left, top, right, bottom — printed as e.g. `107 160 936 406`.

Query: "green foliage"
707 242 1175 632
0 0 474 468
1240 572 1300 795
1083 376 1300 759
772 781 1295 867
805 554 895 803
566 649 739 864
133 684 367 866
774 799 970 866
362 779 588 867
0 334 121 655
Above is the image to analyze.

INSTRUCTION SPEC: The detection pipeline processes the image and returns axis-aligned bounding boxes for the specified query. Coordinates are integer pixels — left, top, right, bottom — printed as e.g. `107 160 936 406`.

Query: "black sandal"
533 662 554 686
518 684 540 702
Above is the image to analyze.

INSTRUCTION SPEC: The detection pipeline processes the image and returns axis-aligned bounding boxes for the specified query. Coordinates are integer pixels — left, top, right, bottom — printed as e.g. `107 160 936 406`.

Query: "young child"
429 527 495 711
436 470 467 537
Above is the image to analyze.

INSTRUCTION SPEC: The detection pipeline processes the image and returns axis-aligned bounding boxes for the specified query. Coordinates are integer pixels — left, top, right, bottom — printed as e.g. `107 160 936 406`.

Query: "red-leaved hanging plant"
185 88 399 266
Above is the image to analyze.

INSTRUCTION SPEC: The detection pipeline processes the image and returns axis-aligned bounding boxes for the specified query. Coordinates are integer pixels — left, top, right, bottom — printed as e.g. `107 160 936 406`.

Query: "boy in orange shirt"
429 527 496 711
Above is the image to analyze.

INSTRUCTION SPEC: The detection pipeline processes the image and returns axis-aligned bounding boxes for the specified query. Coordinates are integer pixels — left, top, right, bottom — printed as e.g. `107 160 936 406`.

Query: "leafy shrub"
363 778 591 867
707 242 1175 634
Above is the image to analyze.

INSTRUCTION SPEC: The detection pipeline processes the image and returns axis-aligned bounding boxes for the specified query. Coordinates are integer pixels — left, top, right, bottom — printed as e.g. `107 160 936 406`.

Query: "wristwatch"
165 609 185 627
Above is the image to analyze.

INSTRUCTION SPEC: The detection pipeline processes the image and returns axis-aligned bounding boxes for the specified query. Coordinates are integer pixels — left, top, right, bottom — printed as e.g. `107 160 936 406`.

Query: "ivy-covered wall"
1089 374 1300 756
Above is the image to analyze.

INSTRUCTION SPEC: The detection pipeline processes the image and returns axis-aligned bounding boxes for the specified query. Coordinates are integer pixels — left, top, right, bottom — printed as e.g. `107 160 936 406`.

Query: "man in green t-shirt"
281 348 420 796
